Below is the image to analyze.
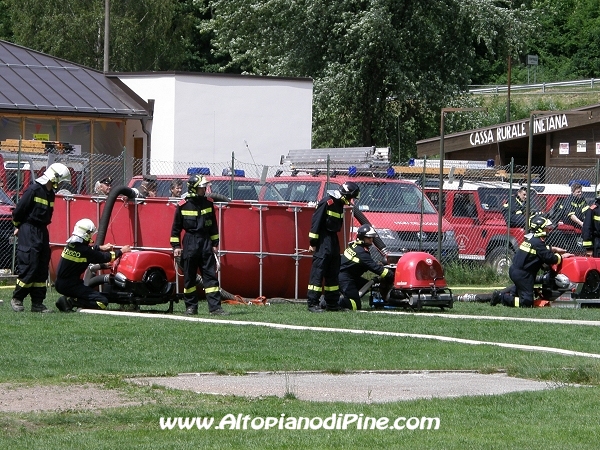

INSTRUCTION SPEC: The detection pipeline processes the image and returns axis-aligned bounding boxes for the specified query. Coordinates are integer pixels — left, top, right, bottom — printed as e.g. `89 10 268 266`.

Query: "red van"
262 174 459 262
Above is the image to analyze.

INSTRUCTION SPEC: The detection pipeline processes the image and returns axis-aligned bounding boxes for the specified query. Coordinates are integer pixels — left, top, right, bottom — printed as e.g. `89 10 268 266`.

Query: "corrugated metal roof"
0 40 151 118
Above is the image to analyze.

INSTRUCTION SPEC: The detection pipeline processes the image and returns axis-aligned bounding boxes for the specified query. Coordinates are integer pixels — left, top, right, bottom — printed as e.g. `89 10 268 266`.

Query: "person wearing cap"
582 187 600 256
492 215 571 308
170 174 227 316
502 186 528 228
55 218 131 312
10 163 71 313
94 176 113 196
139 175 158 198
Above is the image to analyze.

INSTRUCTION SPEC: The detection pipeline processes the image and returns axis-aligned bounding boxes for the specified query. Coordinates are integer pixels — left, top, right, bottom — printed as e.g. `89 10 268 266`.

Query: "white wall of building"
119 72 313 169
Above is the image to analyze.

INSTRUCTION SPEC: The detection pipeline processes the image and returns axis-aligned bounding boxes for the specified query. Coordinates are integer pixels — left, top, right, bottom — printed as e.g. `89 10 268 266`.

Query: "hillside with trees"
0 0 598 161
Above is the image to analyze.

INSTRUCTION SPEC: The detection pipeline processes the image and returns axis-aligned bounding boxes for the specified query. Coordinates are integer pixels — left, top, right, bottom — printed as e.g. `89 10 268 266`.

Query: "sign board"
559 142 569 155
33 134 50 141
577 140 587 152
527 54 539 65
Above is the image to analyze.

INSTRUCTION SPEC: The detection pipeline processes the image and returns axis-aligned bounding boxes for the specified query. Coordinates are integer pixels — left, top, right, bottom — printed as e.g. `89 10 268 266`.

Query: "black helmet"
187 175 210 196
357 224 377 240
529 214 552 236
340 181 360 199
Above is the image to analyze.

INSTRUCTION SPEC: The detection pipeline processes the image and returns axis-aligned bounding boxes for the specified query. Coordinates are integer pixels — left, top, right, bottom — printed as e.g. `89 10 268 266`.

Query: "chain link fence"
1 149 599 277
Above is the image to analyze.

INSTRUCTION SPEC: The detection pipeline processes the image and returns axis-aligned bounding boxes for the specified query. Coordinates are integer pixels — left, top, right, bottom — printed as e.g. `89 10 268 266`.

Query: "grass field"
1 287 600 449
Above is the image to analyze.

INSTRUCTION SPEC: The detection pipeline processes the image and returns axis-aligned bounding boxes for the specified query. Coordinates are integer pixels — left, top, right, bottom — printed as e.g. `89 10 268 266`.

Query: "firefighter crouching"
55 219 131 312
337 225 394 310
493 215 571 307
170 175 227 316
306 181 360 312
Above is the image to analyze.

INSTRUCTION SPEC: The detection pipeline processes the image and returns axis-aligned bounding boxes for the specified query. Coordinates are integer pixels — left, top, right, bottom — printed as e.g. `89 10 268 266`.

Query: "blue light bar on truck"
222 168 245 177
187 167 211 175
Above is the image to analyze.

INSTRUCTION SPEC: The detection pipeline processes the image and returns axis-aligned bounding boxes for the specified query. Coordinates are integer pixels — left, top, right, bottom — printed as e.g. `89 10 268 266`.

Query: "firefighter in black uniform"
10 163 71 313
171 175 226 316
306 181 360 312
54 219 131 312
565 182 589 228
338 225 394 310
502 186 528 228
496 215 570 307
582 188 600 256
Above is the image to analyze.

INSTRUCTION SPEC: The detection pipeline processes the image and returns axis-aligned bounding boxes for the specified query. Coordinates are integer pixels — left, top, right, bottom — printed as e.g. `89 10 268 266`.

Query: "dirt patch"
0 383 141 413
128 371 557 403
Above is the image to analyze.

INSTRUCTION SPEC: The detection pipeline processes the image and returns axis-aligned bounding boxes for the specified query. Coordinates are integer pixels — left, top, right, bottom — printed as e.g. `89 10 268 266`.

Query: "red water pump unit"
370 251 454 310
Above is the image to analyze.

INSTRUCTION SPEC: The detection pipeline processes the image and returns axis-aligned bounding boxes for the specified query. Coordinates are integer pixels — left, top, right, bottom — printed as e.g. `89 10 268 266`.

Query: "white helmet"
36 163 71 188
72 218 97 242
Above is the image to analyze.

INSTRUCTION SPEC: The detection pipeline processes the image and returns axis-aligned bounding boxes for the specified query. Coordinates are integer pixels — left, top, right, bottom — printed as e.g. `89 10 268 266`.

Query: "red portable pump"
370 251 454 310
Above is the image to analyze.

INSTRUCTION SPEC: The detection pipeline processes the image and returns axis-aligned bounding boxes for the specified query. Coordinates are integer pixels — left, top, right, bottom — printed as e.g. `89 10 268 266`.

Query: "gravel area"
128 371 556 403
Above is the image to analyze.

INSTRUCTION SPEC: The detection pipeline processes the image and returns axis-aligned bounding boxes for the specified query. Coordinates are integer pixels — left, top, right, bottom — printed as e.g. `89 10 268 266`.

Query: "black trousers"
338 272 368 310
182 233 221 312
508 266 535 307
307 233 340 307
55 278 108 309
12 223 50 304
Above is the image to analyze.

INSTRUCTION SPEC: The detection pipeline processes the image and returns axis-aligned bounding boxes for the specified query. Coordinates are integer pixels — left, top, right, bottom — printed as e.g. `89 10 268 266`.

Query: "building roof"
0 40 151 119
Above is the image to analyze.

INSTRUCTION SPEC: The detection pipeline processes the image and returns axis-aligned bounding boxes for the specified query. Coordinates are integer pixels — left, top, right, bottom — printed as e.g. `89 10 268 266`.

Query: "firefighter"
54 219 131 312
170 175 226 315
563 182 589 228
502 186 528 228
582 187 600 256
10 163 71 313
493 215 571 307
337 225 394 310
306 181 360 312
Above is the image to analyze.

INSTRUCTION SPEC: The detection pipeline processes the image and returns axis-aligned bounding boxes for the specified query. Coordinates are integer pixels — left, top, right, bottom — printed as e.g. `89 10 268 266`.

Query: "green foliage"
444 261 510 286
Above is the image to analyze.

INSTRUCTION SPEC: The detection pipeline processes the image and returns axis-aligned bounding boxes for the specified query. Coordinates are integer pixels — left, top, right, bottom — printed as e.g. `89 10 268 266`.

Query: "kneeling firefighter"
55 219 131 312
494 215 571 307
337 225 394 310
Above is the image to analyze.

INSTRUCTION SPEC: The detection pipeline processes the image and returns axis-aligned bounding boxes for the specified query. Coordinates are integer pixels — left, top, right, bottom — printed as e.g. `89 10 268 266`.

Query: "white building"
118 72 313 170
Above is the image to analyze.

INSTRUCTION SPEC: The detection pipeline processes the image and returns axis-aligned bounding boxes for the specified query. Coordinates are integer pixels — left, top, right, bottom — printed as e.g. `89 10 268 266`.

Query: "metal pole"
419 156 426 252
397 114 401 163
230 152 234 199
525 114 535 231
103 0 110 73
437 113 445 261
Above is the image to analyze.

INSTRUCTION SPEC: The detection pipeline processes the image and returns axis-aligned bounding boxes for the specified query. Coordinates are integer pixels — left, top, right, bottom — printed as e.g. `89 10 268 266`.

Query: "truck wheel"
487 247 514 276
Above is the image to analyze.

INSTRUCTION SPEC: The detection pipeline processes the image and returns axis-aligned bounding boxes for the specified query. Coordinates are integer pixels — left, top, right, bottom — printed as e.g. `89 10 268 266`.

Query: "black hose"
96 186 138 246
352 205 389 254
207 193 230 203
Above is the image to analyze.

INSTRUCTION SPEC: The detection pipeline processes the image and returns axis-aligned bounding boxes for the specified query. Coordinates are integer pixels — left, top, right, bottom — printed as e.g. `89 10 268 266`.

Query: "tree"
205 0 537 160
2 0 210 72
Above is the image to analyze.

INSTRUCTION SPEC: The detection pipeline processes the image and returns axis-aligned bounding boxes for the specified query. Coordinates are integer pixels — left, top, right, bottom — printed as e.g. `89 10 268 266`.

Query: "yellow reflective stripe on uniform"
582 206 590 212
61 248 87 263
594 215 600 222
343 248 360 263
170 237 180 243
323 285 339 291
205 286 220 293
326 210 342 218
181 210 198 216
309 232 319 239
210 234 219 241
110 251 116 261
519 242 536 254
514 297 520 307
16 279 33 288
307 284 322 292
555 254 562 264
349 299 357 310
381 268 389 277
514 210 523 215
583 240 593 246
50 201 54 207
32 282 46 288
184 286 197 294
34 197 48 205
201 207 212 215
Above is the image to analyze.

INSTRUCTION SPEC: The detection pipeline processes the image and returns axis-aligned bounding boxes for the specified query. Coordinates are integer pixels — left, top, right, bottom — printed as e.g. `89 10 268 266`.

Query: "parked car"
262 174 459 262
418 178 583 273
129 168 264 201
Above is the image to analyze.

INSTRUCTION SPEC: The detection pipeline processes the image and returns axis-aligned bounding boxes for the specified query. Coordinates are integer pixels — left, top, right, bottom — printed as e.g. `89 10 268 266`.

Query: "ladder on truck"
281 147 391 175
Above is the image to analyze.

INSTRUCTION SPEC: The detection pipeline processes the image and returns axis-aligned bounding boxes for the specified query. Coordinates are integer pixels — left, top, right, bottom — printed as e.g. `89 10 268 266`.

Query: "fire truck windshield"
355 183 436 214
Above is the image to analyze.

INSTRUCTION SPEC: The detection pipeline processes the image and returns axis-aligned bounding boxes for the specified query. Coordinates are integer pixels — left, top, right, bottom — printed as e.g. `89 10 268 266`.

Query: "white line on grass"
364 310 600 327
81 309 600 360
